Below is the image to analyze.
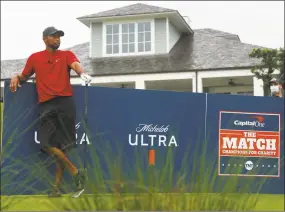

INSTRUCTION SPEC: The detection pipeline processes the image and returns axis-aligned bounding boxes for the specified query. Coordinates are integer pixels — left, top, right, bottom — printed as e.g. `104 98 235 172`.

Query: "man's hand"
80 73 92 84
69 61 92 84
10 75 21 92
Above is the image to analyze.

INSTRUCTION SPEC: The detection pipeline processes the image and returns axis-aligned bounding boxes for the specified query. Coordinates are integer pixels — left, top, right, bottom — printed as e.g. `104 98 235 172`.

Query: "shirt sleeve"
21 54 35 78
66 51 80 67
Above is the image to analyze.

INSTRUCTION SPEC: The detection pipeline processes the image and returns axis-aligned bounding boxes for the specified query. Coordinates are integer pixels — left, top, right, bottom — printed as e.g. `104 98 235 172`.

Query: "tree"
249 47 284 96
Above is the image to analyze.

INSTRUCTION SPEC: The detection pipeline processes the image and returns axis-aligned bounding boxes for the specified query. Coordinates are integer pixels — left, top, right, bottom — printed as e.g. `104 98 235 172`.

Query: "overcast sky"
1 1 284 61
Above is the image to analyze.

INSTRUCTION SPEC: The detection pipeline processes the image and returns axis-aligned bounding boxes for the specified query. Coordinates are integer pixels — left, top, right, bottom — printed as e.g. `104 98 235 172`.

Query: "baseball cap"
270 78 277 83
43 26 64 37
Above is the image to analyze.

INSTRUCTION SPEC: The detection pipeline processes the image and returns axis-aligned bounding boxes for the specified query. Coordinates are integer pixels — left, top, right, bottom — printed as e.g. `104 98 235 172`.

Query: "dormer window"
122 23 135 53
103 19 154 56
106 24 119 54
138 22 151 52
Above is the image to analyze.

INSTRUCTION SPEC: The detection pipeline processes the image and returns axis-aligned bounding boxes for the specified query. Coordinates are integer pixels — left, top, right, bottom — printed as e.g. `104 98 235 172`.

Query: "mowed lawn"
1 193 284 211
1 102 284 211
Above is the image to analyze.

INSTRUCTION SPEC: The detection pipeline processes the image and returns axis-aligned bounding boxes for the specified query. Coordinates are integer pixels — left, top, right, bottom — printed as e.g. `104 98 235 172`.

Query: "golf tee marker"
148 149 155 165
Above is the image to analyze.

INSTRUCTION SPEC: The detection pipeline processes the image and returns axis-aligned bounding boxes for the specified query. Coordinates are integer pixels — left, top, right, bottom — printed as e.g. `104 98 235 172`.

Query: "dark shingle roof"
1 29 264 79
89 30 263 76
77 3 175 19
195 28 241 42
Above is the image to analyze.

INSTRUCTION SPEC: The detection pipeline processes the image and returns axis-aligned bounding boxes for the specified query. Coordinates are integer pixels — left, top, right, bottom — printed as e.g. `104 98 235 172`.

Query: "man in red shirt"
9 26 92 198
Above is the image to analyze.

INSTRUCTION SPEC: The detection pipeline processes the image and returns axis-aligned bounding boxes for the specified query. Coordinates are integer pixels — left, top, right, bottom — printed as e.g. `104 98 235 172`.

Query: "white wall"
71 71 195 86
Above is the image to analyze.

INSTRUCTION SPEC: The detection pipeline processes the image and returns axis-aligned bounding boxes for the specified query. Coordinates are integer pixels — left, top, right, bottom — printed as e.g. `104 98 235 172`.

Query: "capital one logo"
234 116 265 128
34 122 90 145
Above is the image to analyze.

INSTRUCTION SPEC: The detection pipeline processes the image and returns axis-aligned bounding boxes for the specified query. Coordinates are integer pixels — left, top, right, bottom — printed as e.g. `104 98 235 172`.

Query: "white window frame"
102 19 155 57
121 23 136 54
104 24 120 55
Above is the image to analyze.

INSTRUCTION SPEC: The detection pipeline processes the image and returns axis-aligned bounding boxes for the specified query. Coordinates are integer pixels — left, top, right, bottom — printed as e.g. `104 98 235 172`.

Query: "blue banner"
1 81 284 195
206 93 284 194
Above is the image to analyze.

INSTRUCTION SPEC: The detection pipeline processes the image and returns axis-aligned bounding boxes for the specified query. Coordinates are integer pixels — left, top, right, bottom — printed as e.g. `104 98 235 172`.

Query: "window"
122 23 135 53
138 22 151 52
237 91 253 96
106 24 119 54
104 21 153 56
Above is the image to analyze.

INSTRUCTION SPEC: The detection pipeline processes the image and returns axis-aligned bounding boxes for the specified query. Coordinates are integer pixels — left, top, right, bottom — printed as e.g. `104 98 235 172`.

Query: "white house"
0 3 278 99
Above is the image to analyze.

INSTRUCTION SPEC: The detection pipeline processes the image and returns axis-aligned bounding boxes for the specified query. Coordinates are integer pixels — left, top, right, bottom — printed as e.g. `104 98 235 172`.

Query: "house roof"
1 28 264 80
197 28 241 42
77 3 176 19
77 3 193 33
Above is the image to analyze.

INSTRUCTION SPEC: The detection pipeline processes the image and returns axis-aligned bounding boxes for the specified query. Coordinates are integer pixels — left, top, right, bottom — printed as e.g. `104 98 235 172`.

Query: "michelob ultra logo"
128 124 179 165
128 124 178 147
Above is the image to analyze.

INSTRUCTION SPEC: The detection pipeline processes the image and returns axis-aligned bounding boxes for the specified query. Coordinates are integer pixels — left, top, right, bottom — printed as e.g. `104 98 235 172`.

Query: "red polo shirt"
21 50 80 103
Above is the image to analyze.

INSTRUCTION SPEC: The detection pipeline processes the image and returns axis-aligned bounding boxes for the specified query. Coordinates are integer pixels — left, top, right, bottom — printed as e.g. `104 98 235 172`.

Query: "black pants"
38 96 77 153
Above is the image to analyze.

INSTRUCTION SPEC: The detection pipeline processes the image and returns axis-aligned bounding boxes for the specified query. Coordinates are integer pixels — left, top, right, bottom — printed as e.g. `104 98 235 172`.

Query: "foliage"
249 47 284 96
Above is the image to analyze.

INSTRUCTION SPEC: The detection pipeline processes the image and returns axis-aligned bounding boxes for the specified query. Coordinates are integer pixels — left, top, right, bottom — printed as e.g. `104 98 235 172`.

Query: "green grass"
1 193 284 211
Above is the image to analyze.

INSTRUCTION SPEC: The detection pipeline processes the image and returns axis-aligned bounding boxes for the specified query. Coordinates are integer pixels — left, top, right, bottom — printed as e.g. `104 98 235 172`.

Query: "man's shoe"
72 168 87 198
48 185 62 197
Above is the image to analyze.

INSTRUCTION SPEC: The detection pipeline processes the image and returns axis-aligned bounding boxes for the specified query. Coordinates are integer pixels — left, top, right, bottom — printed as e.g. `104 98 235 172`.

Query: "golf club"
84 82 88 170
71 82 89 199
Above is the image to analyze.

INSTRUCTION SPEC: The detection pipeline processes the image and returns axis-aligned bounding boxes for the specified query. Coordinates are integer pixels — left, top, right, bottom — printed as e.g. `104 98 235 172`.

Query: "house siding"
91 22 103 58
154 18 167 54
168 21 180 51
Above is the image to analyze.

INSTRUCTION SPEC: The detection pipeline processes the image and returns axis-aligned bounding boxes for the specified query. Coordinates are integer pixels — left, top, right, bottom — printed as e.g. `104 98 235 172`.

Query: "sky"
1 1 284 61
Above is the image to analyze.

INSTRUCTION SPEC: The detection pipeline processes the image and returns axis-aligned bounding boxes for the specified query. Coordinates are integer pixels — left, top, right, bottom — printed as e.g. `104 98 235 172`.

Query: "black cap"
43 26 64 37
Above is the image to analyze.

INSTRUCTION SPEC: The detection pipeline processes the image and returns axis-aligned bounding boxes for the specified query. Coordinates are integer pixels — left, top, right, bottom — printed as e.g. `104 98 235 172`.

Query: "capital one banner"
219 111 280 177
1 81 284 195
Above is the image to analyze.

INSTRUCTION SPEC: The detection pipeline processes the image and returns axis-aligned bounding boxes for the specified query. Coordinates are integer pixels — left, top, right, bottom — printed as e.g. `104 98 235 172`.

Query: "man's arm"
10 73 31 92
10 55 34 92
70 61 92 84
70 61 84 76
66 51 85 76
67 51 92 84
15 73 31 82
